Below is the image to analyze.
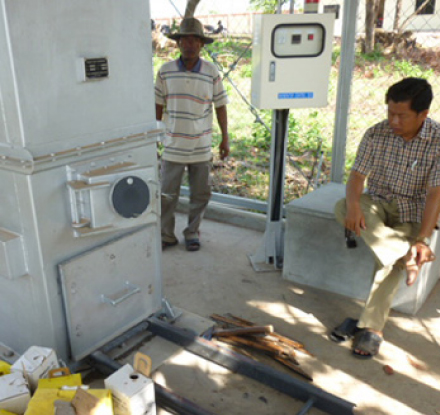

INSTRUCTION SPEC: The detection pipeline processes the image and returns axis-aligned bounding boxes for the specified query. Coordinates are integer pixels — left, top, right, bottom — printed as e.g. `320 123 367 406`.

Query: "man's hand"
405 242 436 286
215 106 229 160
219 139 230 160
344 170 367 236
345 204 366 237
412 242 435 267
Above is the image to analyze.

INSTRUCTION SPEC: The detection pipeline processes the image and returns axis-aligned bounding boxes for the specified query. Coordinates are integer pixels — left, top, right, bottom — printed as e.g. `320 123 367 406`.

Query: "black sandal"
330 318 360 343
352 329 383 360
162 239 178 250
185 238 200 252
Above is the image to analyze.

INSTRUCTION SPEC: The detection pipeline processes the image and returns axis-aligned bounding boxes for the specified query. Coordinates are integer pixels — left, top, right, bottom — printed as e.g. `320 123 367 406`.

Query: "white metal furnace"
0 0 162 361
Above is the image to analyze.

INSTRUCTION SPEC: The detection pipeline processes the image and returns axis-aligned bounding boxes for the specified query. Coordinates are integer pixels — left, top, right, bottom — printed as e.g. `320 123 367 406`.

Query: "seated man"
332 77 440 359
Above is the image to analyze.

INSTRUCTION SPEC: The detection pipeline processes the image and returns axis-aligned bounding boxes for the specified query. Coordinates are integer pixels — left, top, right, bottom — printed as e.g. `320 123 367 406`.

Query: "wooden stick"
218 336 280 354
210 314 248 328
211 314 313 356
216 335 300 366
217 336 304 375
249 337 298 362
213 326 273 337
273 356 313 382
227 314 313 356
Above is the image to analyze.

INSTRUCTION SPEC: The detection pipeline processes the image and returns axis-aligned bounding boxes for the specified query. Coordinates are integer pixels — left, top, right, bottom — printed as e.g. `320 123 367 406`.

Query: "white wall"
320 0 440 36
383 0 440 32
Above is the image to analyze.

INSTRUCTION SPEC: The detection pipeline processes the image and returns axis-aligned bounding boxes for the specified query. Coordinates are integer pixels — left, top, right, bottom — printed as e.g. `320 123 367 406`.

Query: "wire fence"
347 0 440 160
152 0 440 206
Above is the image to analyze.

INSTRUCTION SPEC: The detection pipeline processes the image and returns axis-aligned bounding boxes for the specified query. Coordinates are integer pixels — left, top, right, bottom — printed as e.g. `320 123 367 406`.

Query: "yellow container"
24 388 113 415
37 367 82 389
0 361 11 376
0 410 18 415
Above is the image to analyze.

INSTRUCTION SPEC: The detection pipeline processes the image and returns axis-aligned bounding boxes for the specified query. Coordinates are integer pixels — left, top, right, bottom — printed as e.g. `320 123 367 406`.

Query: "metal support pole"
331 0 360 183
168 0 183 17
297 398 316 415
249 109 289 271
147 318 356 415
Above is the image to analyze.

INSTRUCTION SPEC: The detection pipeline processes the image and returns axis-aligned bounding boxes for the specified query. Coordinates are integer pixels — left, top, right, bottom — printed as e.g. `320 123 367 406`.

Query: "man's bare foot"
352 328 383 359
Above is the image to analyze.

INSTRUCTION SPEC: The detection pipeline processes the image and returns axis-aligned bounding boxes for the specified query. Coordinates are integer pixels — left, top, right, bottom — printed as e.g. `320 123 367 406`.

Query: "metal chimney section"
0 0 162 362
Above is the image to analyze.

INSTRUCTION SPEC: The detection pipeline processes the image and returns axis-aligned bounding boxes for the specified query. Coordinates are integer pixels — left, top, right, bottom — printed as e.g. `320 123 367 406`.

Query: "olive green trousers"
334 194 420 331
160 160 211 243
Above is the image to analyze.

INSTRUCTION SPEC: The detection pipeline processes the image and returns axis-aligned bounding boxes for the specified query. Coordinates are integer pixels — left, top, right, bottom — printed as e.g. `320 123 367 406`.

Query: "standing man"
332 77 440 359
155 17 229 252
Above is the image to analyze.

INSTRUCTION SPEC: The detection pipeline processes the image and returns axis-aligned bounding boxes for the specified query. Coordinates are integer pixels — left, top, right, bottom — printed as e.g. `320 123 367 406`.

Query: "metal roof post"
331 0 360 183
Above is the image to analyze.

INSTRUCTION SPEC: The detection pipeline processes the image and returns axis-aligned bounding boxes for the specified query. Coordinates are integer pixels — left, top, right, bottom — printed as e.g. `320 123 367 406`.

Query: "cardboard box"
11 346 59 392
54 401 76 415
72 388 113 415
24 388 113 415
0 372 31 415
104 364 155 415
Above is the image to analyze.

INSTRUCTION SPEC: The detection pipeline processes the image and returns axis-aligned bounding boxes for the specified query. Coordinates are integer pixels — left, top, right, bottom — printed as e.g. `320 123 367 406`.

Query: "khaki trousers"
160 160 212 243
334 195 420 331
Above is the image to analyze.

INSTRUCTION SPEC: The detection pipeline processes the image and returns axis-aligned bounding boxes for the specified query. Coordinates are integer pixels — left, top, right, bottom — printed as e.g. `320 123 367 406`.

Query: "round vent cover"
111 176 150 218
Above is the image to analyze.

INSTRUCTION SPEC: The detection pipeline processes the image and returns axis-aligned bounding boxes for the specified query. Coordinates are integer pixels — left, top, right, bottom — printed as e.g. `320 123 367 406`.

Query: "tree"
364 0 378 54
184 0 201 18
365 0 433 54
249 0 299 14
393 0 402 31
391 0 432 53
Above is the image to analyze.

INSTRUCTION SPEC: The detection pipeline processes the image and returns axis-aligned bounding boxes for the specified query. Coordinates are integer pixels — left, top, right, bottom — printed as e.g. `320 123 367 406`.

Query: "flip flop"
185 238 200 252
352 329 383 360
330 318 360 343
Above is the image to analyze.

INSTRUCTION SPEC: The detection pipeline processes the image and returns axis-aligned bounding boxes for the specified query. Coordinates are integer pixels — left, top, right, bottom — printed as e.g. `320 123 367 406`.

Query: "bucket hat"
167 17 214 44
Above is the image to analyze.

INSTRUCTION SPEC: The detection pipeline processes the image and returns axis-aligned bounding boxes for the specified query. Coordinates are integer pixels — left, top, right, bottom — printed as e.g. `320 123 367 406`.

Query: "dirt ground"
116 210 440 415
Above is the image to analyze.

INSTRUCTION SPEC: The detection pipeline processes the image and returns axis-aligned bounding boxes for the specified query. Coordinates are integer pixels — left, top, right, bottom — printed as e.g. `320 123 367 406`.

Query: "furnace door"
59 225 161 361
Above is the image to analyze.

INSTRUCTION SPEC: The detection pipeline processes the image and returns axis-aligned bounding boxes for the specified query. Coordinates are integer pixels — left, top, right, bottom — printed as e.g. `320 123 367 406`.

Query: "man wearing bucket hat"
155 17 229 252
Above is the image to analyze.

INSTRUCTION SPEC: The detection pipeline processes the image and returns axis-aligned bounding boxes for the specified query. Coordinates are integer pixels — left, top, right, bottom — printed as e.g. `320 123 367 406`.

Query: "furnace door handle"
101 282 140 306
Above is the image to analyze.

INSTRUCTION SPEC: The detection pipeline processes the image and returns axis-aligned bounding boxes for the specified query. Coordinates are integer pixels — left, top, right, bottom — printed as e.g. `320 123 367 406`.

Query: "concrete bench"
283 182 440 315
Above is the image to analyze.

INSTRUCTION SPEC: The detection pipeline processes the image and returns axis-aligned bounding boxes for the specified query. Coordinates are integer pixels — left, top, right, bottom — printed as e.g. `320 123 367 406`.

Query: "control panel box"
251 13 335 109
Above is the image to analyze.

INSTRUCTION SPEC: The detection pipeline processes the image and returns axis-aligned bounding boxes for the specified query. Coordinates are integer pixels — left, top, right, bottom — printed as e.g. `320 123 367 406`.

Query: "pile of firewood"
209 314 313 381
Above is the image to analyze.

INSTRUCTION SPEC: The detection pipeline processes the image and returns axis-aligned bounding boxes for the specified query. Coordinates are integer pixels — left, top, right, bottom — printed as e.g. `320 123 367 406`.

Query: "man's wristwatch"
415 236 431 246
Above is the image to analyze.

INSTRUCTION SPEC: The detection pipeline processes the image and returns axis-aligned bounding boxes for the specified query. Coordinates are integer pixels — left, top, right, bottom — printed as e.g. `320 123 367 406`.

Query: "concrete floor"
131 209 440 415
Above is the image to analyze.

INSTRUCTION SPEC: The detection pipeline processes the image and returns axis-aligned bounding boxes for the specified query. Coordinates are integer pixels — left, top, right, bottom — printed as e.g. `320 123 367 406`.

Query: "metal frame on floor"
89 316 355 415
146 317 355 415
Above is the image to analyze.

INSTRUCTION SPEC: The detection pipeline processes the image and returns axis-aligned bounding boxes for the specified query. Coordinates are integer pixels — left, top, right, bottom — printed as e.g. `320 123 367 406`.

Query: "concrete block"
177 198 267 232
283 182 440 315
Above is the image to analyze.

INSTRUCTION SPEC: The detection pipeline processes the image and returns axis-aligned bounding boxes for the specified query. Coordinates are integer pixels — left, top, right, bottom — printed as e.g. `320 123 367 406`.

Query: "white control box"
251 13 335 110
